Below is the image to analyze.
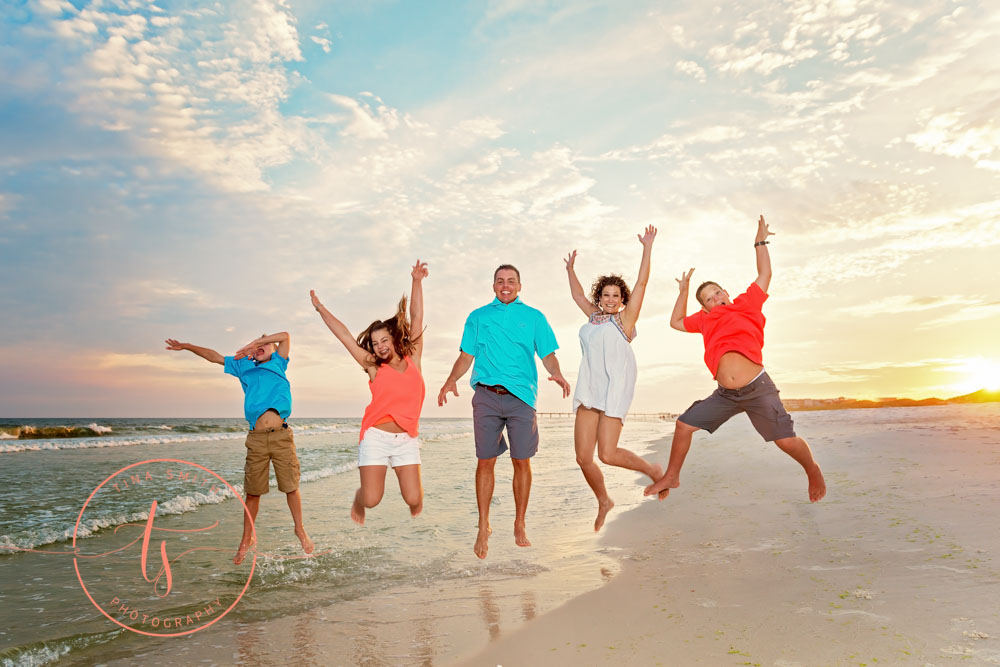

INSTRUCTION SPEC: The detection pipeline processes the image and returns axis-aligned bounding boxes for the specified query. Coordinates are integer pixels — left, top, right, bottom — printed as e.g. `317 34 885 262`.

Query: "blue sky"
2 0 999 417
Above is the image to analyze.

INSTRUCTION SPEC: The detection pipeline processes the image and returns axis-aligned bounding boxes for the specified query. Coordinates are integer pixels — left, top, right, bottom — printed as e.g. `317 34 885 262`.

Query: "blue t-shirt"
460 297 559 408
224 353 292 428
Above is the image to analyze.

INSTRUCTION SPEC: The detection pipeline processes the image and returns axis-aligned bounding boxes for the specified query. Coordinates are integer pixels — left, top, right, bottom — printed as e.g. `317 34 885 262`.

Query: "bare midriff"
714 351 764 390
372 416 406 433
253 409 284 431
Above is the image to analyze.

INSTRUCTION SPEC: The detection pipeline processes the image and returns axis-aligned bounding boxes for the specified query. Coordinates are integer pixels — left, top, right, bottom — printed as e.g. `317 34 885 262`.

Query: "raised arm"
541 352 571 398
437 351 474 406
620 225 656 335
564 250 599 317
670 268 695 332
409 259 428 365
236 331 290 360
165 339 224 365
753 214 774 293
310 290 374 369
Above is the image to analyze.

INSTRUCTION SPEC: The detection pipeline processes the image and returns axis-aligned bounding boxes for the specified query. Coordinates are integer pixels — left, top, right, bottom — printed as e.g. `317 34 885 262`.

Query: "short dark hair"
493 264 521 282
590 275 631 306
695 281 721 306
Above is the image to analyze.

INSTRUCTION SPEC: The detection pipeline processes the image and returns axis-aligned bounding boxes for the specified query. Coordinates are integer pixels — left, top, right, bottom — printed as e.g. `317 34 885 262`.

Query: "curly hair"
590 274 631 307
356 296 423 367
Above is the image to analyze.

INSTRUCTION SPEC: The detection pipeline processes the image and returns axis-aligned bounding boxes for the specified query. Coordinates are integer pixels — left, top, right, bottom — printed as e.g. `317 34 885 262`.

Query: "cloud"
310 35 332 52
832 295 980 318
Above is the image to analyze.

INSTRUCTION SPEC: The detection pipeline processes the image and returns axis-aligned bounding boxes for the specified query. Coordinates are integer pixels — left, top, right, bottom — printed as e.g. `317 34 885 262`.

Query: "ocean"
0 416 671 666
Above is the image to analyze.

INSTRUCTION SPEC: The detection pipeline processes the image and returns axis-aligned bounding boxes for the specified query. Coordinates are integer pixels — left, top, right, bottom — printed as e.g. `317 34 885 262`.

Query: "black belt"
481 384 510 395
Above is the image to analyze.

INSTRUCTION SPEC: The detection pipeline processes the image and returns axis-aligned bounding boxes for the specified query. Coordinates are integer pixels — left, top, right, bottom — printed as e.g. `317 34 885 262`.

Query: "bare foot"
594 497 615 532
350 489 366 525
409 501 423 517
474 524 492 559
644 471 679 500
807 464 826 503
295 527 314 556
513 522 531 548
233 537 255 565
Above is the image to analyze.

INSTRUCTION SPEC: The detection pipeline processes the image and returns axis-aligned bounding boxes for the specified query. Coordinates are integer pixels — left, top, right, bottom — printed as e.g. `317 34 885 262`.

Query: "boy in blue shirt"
166 332 314 564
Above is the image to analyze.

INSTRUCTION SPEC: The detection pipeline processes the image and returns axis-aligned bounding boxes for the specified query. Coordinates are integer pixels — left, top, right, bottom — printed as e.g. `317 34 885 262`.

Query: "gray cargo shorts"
472 384 539 460
678 371 796 442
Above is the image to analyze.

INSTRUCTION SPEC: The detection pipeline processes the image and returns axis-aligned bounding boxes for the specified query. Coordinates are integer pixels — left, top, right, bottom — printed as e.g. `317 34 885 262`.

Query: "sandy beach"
464 405 1000 666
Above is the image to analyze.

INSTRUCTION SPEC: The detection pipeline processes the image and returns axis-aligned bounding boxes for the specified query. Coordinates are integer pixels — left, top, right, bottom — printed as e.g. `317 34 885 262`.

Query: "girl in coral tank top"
310 260 428 524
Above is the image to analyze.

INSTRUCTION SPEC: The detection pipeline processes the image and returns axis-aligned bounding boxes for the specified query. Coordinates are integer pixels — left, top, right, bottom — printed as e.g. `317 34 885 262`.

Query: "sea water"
0 416 671 665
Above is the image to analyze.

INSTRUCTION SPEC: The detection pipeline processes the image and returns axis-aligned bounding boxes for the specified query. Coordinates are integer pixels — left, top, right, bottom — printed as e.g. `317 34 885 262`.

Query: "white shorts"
358 428 421 468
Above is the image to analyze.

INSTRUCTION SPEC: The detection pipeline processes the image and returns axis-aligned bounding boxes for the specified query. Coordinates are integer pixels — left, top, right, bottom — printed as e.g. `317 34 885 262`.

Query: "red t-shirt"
683 283 767 377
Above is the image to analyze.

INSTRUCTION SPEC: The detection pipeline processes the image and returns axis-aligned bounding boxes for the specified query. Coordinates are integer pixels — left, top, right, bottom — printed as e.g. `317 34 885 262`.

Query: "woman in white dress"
564 225 662 530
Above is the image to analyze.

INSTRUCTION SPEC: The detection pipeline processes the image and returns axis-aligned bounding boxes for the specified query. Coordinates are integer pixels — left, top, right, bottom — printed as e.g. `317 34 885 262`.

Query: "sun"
950 357 1000 394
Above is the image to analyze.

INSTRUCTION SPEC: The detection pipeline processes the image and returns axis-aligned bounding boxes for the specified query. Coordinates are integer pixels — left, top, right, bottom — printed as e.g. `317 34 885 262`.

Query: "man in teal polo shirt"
438 264 571 559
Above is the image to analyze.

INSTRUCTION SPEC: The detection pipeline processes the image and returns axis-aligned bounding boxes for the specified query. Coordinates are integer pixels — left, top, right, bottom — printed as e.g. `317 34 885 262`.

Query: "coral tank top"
359 356 425 441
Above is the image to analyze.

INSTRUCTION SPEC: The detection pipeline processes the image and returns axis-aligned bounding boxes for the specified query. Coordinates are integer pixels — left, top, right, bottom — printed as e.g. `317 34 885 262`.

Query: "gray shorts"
678 371 796 442
472 384 539 460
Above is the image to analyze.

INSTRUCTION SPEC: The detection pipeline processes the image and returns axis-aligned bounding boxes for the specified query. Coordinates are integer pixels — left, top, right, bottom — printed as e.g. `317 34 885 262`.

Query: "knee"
675 420 698 436
597 449 615 465
401 488 423 507
359 489 383 508
575 453 594 468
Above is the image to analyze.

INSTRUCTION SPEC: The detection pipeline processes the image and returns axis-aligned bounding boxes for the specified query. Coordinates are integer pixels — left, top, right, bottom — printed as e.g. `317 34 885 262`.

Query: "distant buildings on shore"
783 388 1000 411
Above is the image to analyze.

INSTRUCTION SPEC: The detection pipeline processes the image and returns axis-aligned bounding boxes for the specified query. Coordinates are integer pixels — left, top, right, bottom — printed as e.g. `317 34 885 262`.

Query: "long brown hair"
356 296 422 366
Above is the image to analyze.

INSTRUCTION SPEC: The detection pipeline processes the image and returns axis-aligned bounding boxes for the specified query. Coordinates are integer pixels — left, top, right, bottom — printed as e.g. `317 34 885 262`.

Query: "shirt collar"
490 296 523 307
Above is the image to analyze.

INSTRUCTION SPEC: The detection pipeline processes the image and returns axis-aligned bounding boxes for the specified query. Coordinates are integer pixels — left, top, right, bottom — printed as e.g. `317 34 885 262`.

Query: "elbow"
670 319 685 332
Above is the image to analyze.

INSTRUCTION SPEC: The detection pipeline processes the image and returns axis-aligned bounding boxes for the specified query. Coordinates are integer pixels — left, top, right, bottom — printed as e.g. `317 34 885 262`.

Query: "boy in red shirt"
644 215 825 503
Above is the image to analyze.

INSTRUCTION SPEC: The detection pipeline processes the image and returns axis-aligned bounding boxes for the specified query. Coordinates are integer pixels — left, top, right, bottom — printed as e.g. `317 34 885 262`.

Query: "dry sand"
462 411 1000 666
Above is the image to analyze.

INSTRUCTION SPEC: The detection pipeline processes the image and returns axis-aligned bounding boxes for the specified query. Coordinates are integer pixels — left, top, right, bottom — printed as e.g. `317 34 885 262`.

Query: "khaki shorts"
243 425 300 495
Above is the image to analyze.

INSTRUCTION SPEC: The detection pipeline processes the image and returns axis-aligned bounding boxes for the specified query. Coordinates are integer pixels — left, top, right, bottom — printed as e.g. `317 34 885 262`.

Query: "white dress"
573 311 637 420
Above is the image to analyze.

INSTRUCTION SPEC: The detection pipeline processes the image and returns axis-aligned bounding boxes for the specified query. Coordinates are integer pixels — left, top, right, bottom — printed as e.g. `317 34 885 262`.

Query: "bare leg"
393 464 424 516
284 489 314 555
596 414 663 482
774 436 826 502
511 457 532 548
474 458 496 559
575 407 614 531
644 420 700 499
234 494 260 565
351 465 388 525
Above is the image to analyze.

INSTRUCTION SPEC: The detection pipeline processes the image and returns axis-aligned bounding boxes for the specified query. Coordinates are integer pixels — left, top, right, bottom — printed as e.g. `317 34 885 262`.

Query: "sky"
1 0 998 418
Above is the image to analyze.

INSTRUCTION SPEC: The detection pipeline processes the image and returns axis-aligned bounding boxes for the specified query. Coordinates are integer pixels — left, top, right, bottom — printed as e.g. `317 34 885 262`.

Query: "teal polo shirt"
224 353 292 428
460 296 559 408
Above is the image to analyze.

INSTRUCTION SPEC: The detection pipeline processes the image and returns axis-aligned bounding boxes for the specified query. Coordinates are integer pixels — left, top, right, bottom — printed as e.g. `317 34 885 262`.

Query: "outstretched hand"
164 338 186 351
676 268 695 291
755 214 774 243
234 338 262 360
549 374 571 398
437 380 459 406
637 224 657 246
411 259 429 281
309 289 323 310
564 250 578 272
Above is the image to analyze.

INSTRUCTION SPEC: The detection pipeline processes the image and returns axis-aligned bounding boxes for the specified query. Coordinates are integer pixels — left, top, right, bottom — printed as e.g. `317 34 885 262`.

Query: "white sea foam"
0 460 357 552
85 423 113 434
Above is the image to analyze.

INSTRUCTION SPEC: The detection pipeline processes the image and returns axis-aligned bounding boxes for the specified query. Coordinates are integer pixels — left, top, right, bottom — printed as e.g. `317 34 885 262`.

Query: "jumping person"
310 260 428 525
437 264 571 559
565 225 663 530
165 333 314 564
644 215 826 503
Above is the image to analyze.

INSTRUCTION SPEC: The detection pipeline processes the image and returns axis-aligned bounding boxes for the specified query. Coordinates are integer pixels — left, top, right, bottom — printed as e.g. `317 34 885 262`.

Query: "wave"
422 431 473 443
0 424 346 455
0 461 357 552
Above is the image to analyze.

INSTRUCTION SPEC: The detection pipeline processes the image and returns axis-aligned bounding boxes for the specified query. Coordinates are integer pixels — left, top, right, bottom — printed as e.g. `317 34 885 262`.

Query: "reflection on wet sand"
479 585 502 641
